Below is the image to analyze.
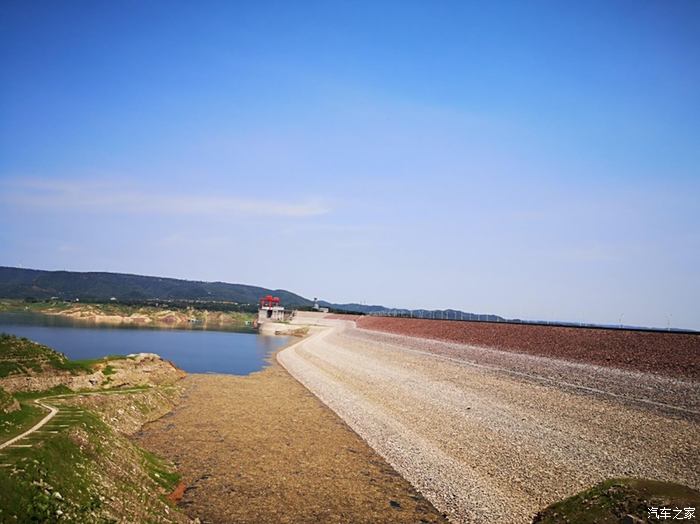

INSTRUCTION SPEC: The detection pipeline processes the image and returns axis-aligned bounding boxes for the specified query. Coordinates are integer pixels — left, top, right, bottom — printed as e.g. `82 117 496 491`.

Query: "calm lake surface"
0 312 290 375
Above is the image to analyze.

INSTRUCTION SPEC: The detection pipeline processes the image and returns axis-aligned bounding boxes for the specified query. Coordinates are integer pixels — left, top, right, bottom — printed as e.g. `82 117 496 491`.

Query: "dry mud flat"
279 320 700 524
134 361 446 523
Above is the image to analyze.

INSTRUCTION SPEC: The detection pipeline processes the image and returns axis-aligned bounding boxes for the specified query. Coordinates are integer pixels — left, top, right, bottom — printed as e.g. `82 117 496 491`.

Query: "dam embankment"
278 315 700 523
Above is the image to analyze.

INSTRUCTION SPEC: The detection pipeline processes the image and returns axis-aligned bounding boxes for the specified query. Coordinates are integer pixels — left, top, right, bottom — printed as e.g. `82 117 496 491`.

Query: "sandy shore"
278 318 700 523
133 347 447 523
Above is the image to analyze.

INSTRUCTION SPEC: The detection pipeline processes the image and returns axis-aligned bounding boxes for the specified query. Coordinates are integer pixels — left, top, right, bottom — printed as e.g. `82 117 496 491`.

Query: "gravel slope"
278 319 700 524
348 316 700 379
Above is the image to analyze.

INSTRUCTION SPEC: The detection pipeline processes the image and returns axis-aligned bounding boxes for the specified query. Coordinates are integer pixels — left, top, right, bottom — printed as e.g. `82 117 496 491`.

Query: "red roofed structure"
258 294 291 323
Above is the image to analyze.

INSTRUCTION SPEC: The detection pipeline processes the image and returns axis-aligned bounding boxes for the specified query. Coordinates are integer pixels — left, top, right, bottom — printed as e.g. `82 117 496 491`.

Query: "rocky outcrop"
0 353 185 394
110 353 186 387
0 386 19 413
70 384 183 435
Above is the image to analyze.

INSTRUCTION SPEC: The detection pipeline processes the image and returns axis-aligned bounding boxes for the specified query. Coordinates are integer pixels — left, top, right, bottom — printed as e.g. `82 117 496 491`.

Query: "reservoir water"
0 312 290 375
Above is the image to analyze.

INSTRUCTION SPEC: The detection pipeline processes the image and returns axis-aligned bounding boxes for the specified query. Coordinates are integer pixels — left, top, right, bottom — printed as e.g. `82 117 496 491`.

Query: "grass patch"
0 334 132 379
53 355 125 373
0 403 44 441
0 361 24 378
1 395 184 521
73 385 150 395
104 354 129 361
51 359 94 374
0 334 89 377
0 410 108 523
2 385 160 446
0 330 186 522
140 448 181 492
60 354 129 372
13 385 73 402
533 478 700 523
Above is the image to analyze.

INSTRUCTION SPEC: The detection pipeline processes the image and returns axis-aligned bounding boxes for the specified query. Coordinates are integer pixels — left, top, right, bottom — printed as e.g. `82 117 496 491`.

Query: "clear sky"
1 1 699 329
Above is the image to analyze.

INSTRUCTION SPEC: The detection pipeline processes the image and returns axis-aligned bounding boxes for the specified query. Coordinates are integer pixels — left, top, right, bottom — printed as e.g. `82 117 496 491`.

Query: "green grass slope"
533 478 700 523
0 334 187 523
0 397 185 523
0 334 93 378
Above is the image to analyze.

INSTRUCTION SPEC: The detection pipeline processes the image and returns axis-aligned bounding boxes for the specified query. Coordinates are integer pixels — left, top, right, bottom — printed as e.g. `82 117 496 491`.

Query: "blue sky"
1 1 699 328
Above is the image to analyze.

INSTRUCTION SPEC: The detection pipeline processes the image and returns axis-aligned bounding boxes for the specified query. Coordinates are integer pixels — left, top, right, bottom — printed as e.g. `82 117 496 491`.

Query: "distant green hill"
0 267 506 320
318 300 505 321
0 267 313 306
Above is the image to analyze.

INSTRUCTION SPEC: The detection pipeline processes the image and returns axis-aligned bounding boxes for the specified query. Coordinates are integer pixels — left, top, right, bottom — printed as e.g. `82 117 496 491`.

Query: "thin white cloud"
0 178 330 217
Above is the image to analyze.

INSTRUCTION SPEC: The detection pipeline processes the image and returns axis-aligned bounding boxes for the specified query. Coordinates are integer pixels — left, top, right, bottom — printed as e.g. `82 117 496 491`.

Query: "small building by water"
258 295 294 323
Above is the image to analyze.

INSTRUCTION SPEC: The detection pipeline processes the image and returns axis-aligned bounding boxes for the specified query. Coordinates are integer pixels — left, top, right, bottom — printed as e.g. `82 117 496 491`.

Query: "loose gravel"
278 320 700 524
347 316 700 380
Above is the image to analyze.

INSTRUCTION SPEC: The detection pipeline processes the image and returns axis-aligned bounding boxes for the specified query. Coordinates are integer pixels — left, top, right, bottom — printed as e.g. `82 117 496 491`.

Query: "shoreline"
133 323 447 523
0 301 255 332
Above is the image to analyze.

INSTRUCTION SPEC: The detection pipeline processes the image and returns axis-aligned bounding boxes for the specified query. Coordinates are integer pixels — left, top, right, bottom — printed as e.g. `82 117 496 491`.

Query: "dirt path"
133 360 447 523
0 399 57 451
0 387 152 452
278 320 700 523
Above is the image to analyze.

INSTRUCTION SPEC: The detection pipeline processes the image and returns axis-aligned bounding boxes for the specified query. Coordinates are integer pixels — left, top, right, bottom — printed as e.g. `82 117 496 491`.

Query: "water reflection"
0 312 289 375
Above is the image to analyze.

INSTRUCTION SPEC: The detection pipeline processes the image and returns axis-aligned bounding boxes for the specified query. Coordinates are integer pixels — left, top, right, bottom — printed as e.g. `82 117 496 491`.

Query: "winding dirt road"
278 317 700 523
0 388 150 452
0 399 57 451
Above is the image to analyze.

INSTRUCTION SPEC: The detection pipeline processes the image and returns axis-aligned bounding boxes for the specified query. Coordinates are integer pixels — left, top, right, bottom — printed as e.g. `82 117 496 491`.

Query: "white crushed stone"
278 320 700 524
